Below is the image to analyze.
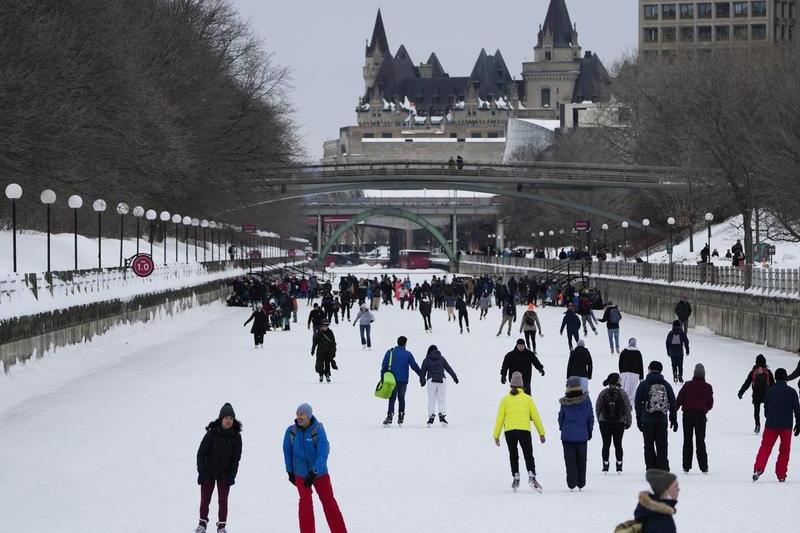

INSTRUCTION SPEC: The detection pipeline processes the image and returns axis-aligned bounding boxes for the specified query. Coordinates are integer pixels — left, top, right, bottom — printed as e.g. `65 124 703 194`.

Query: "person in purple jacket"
558 376 595 491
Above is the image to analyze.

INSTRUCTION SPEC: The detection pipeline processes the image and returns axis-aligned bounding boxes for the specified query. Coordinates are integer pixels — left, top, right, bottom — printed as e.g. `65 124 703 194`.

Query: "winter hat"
607 300 614 306
527 303 535 310
296 403 313 418
566 376 583 393
516 338 526 347
361 304 368 311
510 371 524 388
648 360 664 373
321 318 330 326
628 338 638 348
646 469 677 497
603 372 620 387
427 345 439 355
775 368 788 381
755 354 767 366
693 363 706 379
577 339 585 348
219 403 236 420
672 320 682 329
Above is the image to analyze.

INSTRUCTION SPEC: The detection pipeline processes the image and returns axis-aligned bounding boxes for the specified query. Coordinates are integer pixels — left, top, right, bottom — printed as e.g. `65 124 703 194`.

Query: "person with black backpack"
599 301 623 354
738 354 775 434
519 303 543 352
635 361 678 471
496 298 517 337
676 363 714 473
665 321 690 384
596 373 633 473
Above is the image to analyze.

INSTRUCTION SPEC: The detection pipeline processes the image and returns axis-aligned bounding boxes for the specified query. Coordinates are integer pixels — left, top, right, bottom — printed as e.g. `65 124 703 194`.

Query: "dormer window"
545 51 552 61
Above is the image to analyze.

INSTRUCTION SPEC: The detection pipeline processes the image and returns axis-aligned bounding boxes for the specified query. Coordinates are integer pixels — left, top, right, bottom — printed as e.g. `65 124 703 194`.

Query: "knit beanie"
775 368 788 381
219 403 236 420
646 469 677 496
649 360 663 373
297 403 313 418
510 371 524 388
516 338 526 347
527 303 535 310
693 363 706 379
566 376 583 393
603 372 620 387
756 354 767 366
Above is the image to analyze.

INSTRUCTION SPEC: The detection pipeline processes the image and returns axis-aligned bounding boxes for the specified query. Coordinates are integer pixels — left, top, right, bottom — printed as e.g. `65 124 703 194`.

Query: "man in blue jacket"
283 403 347 533
560 303 582 350
381 336 421 426
635 361 678 472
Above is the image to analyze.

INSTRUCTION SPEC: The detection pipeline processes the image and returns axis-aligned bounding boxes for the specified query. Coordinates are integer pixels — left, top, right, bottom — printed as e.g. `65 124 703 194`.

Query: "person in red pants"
283 403 348 533
753 368 800 482
195 403 242 533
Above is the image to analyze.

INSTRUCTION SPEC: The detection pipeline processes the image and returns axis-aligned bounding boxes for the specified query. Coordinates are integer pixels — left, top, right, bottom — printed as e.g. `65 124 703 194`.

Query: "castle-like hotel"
323 0 611 164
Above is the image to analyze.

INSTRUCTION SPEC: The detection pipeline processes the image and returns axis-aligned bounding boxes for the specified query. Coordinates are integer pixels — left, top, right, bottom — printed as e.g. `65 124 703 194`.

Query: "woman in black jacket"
195 403 242 533
419 345 459 426
243 303 269 348
311 319 337 382
738 354 775 434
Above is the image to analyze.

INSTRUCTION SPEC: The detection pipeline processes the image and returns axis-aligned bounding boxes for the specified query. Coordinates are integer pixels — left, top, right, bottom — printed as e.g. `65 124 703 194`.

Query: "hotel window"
644 27 660 41
680 25 695 40
662 4 677 18
716 24 731 38
752 23 767 37
362 132 374 138
488 132 499 138
644 4 660 18
680 3 695 18
545 50 552 61
734 24 749 38
663 26 677 41
734 2 749 16
471 132 482 138
716 2 731 16
698 2 713 16
541 88 551 108
382 132 392 138
751 1 767 15
698 25 713 39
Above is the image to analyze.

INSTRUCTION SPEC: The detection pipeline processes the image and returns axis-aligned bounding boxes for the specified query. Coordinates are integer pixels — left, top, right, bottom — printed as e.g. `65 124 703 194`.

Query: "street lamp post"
5 184 23 273
559 228 565 254
667 216 676 281
704 212 714 255
40 189 57 273
133 206 145 255
201 220 209 262
621 221 629 262
68 195 83 270
539 231 545 257
159 211 170 264
146 209 157 257
209 222 217 262
192 218 200 262
116 202 129 267
182 216 191 263
93 199 107 269
488 233 496 256
171 214 181 262
642 219 651 263
548 230 555 258
601 223 609 255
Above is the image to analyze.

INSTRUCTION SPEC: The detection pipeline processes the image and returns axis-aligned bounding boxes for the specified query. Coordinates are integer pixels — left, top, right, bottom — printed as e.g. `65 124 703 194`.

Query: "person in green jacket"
493 371 546 491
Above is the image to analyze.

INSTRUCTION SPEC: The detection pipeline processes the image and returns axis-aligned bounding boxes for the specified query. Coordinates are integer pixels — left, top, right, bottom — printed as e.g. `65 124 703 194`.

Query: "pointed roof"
426 53 447 78
393 45 419 80
469 48 513 98
572 52 612 103
537 0 575 48
366 9 390 55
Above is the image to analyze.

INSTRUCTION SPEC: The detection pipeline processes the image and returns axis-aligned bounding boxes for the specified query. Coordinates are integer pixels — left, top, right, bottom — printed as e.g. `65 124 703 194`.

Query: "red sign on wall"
242 224 257 233
574 220 591 232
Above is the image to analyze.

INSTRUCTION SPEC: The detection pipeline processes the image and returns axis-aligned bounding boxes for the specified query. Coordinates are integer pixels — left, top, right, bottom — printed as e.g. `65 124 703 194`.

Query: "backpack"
609 307 622 323
524 312 536 326
671 332 683 345
374 350 397 399
602 387 624 421
645 383 670 415
752 366 770 394
613 520 642 533
289 424 320 446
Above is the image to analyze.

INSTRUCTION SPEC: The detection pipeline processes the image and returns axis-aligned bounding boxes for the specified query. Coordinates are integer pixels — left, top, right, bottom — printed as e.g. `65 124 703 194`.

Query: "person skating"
635 361 678 471
578 294 598 336
501 338 545 396
752 368 800 482
625 469 679 533
560 303 581 350
419 345 459 426
519 303 543 353
674 295 692 335
739 354 776 434
493 371 546 492
478 292 491 320
619 338 644 406
381 336 421 426
566 339 593 393
283 404 348 533
558 376 595 491
455 295 470 333
308 303 325 336
496 299 517 336
665 321 689 384
352 304 375 350
676 363 714 473
596 372 632 473
243 303 268 349
444 293 456 322
195 403 242 533
311 319 337 383
419 296 433 333
599 301 623 354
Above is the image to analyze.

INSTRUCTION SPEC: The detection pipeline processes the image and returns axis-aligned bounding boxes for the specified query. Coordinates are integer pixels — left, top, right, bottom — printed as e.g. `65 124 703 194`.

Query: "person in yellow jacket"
493 371 546 492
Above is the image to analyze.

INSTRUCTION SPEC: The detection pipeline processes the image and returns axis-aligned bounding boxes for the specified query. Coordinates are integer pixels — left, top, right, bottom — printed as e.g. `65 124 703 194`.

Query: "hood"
559 393 589 406
645 372 667 385
427 349 442 361
206 419 243 434
633 492 677 522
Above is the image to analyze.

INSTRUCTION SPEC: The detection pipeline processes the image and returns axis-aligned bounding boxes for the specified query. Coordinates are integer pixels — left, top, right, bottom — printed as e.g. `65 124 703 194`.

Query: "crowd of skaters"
204 270 800 533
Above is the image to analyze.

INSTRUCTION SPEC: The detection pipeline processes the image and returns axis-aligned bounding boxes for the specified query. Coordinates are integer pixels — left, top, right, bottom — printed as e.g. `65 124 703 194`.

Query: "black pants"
754 402 764 427
566 330 579 350
599 421 625 463
458 312 469 330
562 442 588 489
670 354 684 381
480 308 488 319
505 430 536 476
682 412 708 471
253 332 264 346
523 331 537 352
642 423 670 471
422 313 432 330
343 304 351 321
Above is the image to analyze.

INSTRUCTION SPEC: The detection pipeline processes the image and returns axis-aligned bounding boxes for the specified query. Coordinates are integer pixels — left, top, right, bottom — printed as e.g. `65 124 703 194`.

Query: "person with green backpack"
380 336 421 427
614 469 678 533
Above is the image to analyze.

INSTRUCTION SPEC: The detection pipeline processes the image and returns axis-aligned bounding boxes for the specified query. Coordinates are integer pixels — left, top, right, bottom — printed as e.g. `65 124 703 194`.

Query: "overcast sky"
231 0 639 161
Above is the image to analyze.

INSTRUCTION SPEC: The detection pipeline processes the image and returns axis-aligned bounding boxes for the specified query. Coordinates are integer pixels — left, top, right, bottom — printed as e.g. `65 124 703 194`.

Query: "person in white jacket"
352 304 375 350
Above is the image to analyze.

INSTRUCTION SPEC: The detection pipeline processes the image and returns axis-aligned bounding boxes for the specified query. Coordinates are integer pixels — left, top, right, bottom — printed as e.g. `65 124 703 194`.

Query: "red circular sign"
287 249 296 257
250 250 262 260
132 254 155 277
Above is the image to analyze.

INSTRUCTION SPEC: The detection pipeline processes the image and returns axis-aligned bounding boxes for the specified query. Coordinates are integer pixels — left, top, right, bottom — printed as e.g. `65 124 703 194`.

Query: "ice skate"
318 374 323 383
529 472 542 492
753 470 763 482
325 374 331 383
426 415 435 427
439 413 448 426
616 460 623 473
195 520 208 533
216 523 227 533
398 412 405 426
755 424 761 434
382 414 393 427
511 473 520 491
602 461 609 473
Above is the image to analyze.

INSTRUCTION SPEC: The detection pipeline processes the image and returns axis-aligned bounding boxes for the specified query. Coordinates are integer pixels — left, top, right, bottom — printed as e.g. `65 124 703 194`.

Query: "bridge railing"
460 254 800 296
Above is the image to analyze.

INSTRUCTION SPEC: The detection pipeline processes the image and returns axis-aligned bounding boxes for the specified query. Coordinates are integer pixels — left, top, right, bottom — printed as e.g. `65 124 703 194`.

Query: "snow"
2 268 800 532
517 118 561 131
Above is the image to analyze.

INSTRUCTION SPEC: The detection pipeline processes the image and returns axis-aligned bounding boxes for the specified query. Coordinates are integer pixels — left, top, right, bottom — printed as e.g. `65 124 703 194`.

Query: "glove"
795 426 800 437
637 422 644 432
501 376 506 385
197 473 207 485
227 477 236 486
738 392 743 400
539 435 546 444
494 438 501 447
420 378 426 387
670 420 679 432
288 472 296 485
588 432 592 441
540 369 546 377
453 377 459 384
303 471 317 487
